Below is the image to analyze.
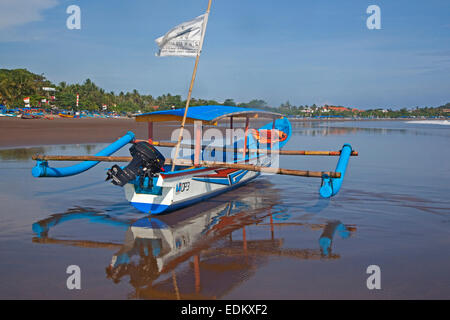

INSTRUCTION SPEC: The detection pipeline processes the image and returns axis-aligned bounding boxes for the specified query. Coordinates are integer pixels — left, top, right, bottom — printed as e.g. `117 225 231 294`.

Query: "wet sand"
0 117 432 149
0 117 249 148
0 120 449 299
0 118 148 148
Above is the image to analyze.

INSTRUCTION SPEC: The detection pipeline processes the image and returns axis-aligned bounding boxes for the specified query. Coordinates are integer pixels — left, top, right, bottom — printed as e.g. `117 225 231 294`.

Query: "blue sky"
0 0 449 109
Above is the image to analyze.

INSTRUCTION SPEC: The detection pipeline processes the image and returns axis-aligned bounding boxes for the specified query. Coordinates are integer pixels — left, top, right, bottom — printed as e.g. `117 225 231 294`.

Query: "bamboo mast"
171 0 213 171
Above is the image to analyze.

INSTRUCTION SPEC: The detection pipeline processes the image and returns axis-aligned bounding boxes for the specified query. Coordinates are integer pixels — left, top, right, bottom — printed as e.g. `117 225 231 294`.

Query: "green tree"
223 98 236 106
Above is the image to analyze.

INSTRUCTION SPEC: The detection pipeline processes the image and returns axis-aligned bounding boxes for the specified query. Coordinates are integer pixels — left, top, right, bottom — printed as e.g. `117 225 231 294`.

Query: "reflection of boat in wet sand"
31 182 356 299
106 211 355 299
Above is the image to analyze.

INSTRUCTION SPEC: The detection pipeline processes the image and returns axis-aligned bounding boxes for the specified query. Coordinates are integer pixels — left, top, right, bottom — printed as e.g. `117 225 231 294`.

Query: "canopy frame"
135 105 284 125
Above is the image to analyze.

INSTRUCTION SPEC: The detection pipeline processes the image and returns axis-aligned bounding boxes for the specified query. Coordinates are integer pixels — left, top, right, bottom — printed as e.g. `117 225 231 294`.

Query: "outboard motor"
106 141 165 188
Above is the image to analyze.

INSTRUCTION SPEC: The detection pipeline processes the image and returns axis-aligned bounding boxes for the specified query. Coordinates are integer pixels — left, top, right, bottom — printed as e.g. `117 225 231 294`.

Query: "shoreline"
0 116 442 149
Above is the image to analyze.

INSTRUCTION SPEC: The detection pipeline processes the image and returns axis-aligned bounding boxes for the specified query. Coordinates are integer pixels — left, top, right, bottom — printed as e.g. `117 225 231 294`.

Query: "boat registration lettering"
176 181 190 193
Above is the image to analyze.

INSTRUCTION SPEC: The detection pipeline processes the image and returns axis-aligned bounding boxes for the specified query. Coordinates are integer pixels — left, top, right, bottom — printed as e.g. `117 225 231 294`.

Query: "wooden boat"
58 112 75 118
19 113 35 119
32 105 356 215
127 106 291 214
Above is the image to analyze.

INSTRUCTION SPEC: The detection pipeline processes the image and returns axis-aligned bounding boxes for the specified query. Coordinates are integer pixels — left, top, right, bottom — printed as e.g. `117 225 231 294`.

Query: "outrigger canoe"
128 106 291 214
32 105 356 215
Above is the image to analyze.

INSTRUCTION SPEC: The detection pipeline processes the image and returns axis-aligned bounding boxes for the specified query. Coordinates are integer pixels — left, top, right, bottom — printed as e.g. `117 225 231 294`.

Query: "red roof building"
322 105 361 112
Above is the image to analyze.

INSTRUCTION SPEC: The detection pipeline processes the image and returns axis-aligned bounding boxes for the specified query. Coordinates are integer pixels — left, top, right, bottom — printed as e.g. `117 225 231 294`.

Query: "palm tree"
0 78 13 105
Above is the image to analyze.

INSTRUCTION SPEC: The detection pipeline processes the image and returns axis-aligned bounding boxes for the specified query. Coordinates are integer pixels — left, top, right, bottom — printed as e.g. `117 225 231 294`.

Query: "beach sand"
0 118 151 148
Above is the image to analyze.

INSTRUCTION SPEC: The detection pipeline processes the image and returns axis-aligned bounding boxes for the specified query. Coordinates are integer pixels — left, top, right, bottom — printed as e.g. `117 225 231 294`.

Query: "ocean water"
0 120 449 299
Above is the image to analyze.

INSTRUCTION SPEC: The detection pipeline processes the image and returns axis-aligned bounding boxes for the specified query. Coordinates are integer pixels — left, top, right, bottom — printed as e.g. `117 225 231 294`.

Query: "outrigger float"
32 105 357 215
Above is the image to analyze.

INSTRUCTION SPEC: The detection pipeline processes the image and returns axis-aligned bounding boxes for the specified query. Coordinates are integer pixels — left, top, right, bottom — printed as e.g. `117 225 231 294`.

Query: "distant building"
321 105 359 112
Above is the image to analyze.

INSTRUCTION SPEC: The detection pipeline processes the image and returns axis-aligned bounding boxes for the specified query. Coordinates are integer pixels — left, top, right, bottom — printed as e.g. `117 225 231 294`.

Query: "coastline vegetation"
0 68 448 118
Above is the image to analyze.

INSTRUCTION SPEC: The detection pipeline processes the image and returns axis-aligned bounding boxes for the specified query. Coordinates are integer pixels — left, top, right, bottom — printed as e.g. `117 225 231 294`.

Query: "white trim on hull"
125 157 271 214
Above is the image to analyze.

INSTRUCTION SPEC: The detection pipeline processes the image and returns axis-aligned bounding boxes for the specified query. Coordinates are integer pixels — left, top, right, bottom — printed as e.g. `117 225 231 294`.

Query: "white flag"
155 14 207 57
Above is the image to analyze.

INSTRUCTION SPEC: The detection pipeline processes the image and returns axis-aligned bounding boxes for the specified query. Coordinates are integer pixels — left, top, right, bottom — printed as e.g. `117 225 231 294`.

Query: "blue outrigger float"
32 105 357 215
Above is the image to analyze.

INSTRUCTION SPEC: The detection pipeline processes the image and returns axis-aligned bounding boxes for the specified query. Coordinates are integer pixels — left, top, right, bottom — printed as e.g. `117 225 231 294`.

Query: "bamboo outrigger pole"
136 139 359 156
32 145 358 162
31 155 341 178
32 155 132 162
171 0 213 171
168 159 341 178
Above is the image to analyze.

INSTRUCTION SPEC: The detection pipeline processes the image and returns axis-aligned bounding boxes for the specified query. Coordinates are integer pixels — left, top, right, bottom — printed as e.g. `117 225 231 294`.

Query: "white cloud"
0 0 58 29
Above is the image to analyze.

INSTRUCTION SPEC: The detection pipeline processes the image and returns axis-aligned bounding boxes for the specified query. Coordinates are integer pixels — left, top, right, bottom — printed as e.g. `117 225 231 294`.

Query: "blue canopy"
135 105 284 124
